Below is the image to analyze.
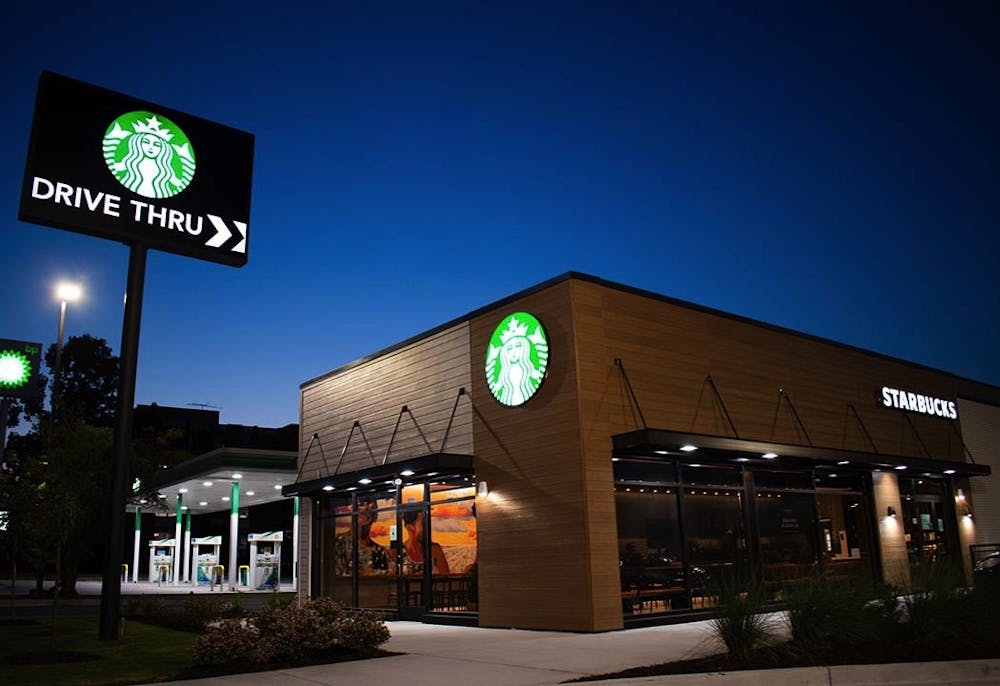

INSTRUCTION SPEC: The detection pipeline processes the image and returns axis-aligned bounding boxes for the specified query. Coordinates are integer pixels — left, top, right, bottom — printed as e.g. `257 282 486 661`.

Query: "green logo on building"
103 111 195 199
0 349 32 390
485 312 549 407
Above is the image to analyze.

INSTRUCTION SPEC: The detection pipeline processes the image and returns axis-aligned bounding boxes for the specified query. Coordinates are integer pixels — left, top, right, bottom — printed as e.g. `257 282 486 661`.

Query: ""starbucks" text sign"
18 71 254 267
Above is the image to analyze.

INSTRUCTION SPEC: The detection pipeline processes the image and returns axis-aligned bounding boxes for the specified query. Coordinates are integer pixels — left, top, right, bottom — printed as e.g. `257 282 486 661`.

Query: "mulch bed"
568 640 1000 682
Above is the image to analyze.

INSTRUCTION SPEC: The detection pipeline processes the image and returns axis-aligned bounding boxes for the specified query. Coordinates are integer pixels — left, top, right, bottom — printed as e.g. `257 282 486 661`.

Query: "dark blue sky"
3 2 997 428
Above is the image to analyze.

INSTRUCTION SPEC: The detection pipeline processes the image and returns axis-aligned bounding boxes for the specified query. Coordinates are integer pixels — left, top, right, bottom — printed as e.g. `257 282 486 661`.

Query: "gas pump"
191 535 223 585
248 531 282 590
148 539 175 583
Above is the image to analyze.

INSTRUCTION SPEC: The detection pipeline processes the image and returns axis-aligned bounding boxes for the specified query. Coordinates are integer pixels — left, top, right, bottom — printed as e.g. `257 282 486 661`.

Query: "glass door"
396 504 428 620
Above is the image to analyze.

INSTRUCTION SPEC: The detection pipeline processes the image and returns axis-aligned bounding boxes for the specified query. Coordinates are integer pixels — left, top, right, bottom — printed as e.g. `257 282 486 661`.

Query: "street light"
52 281 82 393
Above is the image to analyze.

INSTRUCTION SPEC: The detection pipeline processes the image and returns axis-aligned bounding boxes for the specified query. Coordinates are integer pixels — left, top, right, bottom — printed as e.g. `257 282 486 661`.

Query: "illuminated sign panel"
0 338 43 401
18 71 253 267
880 386 957 420
485 312 549 406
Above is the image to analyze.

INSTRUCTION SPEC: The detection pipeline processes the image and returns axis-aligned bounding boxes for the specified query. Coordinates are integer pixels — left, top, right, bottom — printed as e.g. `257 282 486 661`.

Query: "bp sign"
18 71 254 267
0 339 43 401
485 312 549 406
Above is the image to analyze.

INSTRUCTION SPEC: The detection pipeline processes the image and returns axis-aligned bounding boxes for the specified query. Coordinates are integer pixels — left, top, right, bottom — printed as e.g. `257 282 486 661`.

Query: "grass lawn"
0 616 196 686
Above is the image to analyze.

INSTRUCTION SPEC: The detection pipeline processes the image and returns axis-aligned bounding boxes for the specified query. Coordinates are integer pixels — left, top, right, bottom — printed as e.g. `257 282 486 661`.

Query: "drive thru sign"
16 70 255 641
19 71 254 267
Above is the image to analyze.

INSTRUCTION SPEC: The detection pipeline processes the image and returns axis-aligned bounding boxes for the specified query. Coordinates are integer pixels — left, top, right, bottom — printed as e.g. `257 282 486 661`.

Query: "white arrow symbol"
205 214 231 248
232 221 247 254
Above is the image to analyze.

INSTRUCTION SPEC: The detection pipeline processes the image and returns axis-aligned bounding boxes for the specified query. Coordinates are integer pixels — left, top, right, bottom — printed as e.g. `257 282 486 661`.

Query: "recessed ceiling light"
178 488 188 493
222 496 230 501
680 445 698 452
837 461 850 466
894 465 907 471
203 481 213 487
944 469 956 475
762 453 778 459
199 501 208 506
689 463 702 468
246 491 255 496
181 506 188 510
735 457 749 463
400 470 415 477
274 484 282 490
322 485 334 491
358 478 372 485
232 473 242 479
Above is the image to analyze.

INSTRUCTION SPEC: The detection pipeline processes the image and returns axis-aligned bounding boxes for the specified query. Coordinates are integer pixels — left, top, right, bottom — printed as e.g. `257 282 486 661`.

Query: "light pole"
52 282 82 396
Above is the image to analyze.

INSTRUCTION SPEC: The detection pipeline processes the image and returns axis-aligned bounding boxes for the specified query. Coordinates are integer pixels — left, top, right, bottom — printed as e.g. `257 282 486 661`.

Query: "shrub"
897 562 967 646
333 609 391 652
190 597 390 667
180 595 236 631
784 573 895 646
707 568 774 659
254 602 338 663
192 618 257 666
309 595 346 624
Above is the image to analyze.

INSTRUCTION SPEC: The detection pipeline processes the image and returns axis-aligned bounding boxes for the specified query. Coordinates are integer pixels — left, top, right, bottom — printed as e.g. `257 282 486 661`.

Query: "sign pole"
0 397 10 466
99 242 147 641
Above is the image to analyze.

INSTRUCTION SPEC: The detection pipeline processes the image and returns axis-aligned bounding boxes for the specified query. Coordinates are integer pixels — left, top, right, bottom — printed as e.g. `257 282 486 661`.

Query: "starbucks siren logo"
485 312 549 407
103 111 195 199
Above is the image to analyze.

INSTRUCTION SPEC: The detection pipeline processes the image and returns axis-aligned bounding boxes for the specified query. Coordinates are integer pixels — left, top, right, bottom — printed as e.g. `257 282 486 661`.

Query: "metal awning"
613 429 990 478
283 452 475 498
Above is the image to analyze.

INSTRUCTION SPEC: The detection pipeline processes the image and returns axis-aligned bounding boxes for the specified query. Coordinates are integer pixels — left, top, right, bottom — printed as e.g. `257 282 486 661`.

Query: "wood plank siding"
299 323 473 481
470 281 605 630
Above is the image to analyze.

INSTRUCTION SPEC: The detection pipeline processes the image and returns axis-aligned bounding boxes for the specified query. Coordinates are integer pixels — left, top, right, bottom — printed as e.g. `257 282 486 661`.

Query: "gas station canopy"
144 447 297 514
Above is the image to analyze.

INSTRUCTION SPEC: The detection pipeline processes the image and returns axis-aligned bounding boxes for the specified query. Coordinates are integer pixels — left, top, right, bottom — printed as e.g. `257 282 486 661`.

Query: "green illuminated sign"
103 111 195 199
0 339 42 400
485 312 549 407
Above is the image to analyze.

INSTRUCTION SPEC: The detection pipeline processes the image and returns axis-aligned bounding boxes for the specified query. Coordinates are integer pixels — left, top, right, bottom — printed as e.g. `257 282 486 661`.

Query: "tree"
0 335 120 596
46 334 118 427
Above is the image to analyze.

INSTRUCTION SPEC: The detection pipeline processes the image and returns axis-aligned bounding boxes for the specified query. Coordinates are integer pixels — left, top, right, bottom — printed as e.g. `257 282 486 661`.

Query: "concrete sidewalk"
151 619 1000 685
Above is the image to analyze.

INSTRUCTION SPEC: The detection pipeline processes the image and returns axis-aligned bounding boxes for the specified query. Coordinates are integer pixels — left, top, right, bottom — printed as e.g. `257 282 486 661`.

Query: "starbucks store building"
284 273 999 631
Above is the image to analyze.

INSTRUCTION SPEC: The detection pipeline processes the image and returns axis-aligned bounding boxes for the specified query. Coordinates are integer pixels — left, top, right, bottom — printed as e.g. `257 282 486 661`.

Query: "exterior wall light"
478 480 489 497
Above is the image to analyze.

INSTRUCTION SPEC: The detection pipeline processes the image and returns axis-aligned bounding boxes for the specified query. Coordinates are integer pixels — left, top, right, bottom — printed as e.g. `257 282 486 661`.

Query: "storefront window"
814 471 872 580
755 492 818 592
429 495 477 612
616 487 685 615
614 459 677 485
319 500 353 605
316 477 478 616
682 489 746 606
